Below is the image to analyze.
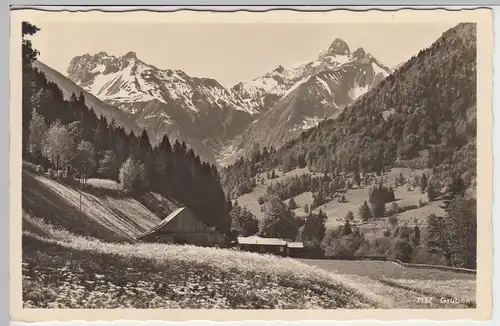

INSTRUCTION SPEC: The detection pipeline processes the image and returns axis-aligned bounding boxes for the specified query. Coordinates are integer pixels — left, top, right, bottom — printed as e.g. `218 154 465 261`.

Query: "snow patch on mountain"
289 116 323 132
282 77 309 98
372 62 389 77
315 76 331 95
348 82 370 100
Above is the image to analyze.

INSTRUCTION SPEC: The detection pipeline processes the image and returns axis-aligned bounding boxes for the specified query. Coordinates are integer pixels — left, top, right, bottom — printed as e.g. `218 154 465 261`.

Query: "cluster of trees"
229 201 259 237
321 220 364 259
320 211 422 263
366 182 396 219
258 196 302 239
299 210 328 249
231 195 303 240
222 23 476 198
22 22 231 234
230 195 328 248
264 174 313 201
427 194 476 268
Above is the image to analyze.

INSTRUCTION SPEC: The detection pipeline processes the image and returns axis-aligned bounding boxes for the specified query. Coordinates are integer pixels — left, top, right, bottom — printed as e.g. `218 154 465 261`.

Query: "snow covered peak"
96 51 109 57
327 38 351 55
122 51 138 60
230 39 392 122
274 65 285 73
66 51 264 117
352 47 367 58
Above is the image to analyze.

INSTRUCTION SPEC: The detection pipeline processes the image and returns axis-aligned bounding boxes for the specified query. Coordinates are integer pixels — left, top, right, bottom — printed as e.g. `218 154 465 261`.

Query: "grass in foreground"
22 229 387 309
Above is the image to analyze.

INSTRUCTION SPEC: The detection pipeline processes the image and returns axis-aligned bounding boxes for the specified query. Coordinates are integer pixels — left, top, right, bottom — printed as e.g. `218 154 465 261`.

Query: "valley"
19 19 479 311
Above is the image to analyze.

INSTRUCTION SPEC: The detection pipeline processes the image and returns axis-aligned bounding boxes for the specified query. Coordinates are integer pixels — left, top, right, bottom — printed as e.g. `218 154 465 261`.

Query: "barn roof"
137 207 189 239
287 242 304 248
237 236 287 246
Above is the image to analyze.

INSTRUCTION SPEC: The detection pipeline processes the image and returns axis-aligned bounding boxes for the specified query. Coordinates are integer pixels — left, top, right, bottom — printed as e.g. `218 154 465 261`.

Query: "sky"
28 22 458 87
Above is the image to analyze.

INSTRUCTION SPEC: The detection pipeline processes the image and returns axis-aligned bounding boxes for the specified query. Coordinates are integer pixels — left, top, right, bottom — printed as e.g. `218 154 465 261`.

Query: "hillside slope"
22 169 180 242
222 23 477 193
33 61 143 137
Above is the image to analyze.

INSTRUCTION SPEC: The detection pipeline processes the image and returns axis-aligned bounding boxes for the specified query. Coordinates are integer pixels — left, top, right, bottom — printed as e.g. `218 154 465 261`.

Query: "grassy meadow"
21 166 475 309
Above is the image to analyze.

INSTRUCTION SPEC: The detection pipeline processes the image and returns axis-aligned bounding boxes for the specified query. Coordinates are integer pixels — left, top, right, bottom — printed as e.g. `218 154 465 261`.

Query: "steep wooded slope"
222 23 477 197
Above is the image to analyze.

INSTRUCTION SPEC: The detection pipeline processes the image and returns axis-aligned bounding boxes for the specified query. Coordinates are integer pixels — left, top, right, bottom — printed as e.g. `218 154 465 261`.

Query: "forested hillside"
22 22 231 235
222 23 477 198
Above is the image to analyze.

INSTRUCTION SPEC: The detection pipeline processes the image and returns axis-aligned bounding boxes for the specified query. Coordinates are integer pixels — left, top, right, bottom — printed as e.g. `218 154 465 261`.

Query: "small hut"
137 207 226 246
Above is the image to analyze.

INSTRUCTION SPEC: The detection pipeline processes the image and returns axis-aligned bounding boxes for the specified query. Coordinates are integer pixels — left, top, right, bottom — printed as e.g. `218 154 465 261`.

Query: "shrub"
388 215 399 228
321 230 364 258
22 161 38 173
36 165 45 174
47 168 56 179
56 170 64 180
383 229 391 237
427 181 439 201
387 202 403 216
403 204 418 211
418 199 426 207
412 245 444 265
398 226 411 241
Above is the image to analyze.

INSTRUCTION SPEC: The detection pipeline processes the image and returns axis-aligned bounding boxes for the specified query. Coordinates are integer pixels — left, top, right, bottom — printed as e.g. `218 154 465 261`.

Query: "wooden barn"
136 207 226 246
236 236 305 257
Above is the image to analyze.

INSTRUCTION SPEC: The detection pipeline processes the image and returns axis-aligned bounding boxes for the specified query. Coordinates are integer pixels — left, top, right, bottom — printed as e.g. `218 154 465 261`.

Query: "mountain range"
37 38 392 165
220 22 477 197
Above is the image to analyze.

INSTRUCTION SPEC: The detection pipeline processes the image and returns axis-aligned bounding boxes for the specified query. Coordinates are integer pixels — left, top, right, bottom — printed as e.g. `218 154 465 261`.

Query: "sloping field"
22 227 475 309
237 167 317 218
236 167 444 229
21 166 474 309
22 170 177 242
22 231 384 309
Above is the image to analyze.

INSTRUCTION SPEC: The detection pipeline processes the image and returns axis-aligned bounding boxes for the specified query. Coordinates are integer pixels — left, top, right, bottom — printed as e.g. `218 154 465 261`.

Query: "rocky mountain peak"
352 47 367 58
122 51 138 60
327 38 351 55
274 65 285 74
